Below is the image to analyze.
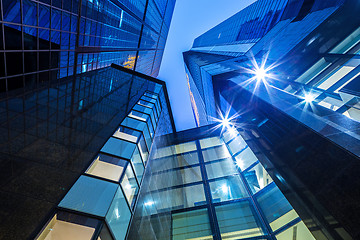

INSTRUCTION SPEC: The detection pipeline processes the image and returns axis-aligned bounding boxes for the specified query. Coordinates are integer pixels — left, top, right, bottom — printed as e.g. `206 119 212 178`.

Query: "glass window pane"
152 184 206 211
59 176 118 217
202 145 231 162
149 166 202 191
276 221 315 240
228 136 247 155
152 151 199 171
86 153 127 182
210 175 248 202
256 186 298 231
199 136 223 149
106 187 131 240
215 201 264 239
138 134 149 164
205 158 238 179
234 147 258 171
141 95 157 103
36 211 100 240
144 91 158 99
131 147 145 181
101 137 136 160
113 126 141 143
121 164 139 209
121 117 147 132
97 224 114 240
244 163 273 194
174 141 197 154
172 209 212 240
133 103 152 115
128 110 149 122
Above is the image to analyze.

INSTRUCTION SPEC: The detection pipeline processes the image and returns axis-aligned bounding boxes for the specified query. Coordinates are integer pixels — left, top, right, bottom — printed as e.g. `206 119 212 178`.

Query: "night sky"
157 0 256 131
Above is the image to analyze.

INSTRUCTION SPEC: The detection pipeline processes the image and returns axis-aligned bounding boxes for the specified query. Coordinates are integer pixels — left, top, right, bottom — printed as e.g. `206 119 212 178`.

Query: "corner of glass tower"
182 0 360 239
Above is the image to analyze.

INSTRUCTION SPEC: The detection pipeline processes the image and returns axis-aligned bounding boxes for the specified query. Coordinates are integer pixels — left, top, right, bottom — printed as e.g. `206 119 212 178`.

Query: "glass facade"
0 0 176 94
183 0 360 239
127 125 314 239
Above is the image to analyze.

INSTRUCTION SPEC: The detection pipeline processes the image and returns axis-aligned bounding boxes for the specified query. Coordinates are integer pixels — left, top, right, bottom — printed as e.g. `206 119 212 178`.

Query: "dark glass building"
0 0 175 95
0 0 176 239
184 0 360 239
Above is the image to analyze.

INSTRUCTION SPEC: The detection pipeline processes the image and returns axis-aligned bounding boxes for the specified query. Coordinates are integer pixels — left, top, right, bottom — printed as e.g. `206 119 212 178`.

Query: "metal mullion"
195 140 222 240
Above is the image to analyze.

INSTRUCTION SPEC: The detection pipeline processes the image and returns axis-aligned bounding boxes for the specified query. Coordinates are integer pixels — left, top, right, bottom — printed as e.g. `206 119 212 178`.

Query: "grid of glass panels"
0 0 174 93
139 127 315 240
278 26 360 123
36 89 163 240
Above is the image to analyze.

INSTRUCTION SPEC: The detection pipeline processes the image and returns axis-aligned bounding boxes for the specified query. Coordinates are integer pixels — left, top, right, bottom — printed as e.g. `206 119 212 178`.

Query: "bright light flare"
221 184 229 194
304 93 315 103
144 201 154 206
255 67 268 82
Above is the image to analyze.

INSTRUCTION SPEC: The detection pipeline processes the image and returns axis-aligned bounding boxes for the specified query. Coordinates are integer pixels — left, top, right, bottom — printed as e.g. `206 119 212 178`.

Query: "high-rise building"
183 0 360 239
0 0 176 239
0 0 175 96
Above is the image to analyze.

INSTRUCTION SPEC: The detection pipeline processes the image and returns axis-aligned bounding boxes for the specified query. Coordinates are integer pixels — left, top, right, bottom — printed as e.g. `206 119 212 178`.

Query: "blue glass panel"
23 0 37 26
3 0 21 23
131 146 144 181
101 137 136 160
209 175 248 202
106 187 132 240
59 175 118 217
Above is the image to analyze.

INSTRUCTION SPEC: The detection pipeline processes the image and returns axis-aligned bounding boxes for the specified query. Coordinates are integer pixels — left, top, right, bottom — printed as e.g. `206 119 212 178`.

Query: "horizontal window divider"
83 173 121 185
56 206 106 221
98 150 132 162
272 217 302 236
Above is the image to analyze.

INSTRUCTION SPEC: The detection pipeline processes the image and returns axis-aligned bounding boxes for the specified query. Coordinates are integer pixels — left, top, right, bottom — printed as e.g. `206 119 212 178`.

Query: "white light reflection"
304 93 315 103
144 201 154 207
221 184 229 194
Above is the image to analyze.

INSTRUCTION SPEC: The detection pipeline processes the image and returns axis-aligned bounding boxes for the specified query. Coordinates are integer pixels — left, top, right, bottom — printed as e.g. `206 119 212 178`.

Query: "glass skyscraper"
183 0 360 239
0 0 176 239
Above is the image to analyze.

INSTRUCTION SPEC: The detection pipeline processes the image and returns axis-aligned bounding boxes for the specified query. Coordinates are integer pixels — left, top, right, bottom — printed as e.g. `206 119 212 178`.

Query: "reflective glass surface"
210 175 248 202
121 164 139 209
106 187 132 240
59 176 118 217
86 153 128 182
101 137 136 160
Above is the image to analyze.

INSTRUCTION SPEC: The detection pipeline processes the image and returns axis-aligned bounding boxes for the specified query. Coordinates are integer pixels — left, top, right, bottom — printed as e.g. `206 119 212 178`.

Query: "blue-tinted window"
101 137 136 160
59 176 118 217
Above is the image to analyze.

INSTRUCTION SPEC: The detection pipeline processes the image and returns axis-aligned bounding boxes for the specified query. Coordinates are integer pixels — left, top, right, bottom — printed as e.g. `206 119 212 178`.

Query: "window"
210 175 248 202
202 145 231 162
172 209 213 240
244 163 273 194
199 136 223 149
59 176 118 217
205 158 238 179
113 126 141 143
121 165 139 208
86 153 127 182
36 211 100 240
106 187 132 240
215 201 264 239
101 137 136 160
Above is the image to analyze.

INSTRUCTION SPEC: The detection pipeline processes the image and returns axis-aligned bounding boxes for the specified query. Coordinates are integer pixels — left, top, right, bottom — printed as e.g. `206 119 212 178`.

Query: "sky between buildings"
157 0 256 131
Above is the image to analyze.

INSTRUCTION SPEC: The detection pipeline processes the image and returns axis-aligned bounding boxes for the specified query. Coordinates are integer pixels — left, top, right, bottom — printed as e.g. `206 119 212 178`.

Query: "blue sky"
157 0 256 131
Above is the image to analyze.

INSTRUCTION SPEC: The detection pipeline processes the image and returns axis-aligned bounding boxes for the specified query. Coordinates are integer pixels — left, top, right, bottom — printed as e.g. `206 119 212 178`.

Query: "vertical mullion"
195 140 222 240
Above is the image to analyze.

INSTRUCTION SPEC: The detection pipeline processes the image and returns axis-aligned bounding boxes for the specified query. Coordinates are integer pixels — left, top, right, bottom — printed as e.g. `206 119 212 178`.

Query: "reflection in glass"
152 151 199 171
234 147 258 171
106 187 131 240
256 186 298 231
97 224 113 240
101 137 136 160
205 158 238 179
172 209 212 240
153 184 206 211
227 136 247 155
276 221 315 240
174 141 197 154
121 164 139 209
113 126 141 143
199 136 223 149
59 176 118 217
202 145 231 162
210 175 248 202
128 110 149 122
244 163 272 194
138 134 149 164
131 147 144 182
215 201 264 239
86 153 127 182
36 211 100 240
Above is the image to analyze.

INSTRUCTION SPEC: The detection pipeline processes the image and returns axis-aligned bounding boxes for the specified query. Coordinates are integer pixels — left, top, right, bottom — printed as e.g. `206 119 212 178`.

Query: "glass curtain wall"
128 125 315 240
35 88 163 240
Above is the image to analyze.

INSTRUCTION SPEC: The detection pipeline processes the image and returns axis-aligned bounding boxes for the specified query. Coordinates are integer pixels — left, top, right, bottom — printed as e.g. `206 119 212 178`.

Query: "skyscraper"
0 0 175 95
0 0 176 239
184 0 360 239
